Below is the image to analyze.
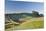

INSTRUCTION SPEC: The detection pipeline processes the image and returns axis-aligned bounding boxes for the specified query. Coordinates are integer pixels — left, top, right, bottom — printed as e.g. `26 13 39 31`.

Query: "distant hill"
5 13 32 22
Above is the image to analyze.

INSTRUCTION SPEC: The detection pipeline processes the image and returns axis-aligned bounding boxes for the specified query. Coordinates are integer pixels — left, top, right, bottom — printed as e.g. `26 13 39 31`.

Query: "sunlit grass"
15 21 44 30
15 17 44 30
5 17 44 30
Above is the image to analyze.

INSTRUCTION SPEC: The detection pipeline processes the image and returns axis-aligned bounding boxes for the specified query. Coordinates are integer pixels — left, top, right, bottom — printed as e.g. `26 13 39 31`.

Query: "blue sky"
5 0 44 14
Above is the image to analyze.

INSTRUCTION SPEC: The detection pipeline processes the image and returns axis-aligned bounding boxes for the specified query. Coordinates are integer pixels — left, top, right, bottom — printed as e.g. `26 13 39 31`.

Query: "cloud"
34 9 44 14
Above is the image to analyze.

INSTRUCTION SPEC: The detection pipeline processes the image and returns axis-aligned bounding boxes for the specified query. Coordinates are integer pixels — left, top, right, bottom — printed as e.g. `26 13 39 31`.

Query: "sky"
5 0 44 14
7 0 44 2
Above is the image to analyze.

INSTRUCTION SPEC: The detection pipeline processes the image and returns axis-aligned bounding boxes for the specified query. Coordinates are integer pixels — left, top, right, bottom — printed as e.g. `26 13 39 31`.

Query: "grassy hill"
5 17 44 31
5 13 32 22
15 17 44 30
5 13 44 31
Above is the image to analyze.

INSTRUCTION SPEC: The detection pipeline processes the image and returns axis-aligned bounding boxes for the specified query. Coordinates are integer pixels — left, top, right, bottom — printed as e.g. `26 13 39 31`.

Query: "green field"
15 17 44 30
15 21 44 30
5 17 44 31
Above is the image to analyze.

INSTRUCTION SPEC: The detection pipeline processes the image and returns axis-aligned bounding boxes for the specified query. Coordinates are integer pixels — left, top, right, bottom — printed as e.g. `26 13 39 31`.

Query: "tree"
32 11 40 17
39 14 44 17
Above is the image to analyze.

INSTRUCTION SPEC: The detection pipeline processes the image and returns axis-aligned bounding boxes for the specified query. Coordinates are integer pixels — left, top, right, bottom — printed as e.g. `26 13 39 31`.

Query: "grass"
15 21 44 30
15 17 44 30
5 17 44 31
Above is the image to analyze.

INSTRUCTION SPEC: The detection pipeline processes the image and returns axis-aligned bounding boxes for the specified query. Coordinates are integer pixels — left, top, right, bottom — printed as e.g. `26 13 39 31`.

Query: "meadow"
5 16 44 31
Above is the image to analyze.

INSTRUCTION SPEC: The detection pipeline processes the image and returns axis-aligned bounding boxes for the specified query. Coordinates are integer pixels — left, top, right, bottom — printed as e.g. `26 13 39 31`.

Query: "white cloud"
34 10 44 14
